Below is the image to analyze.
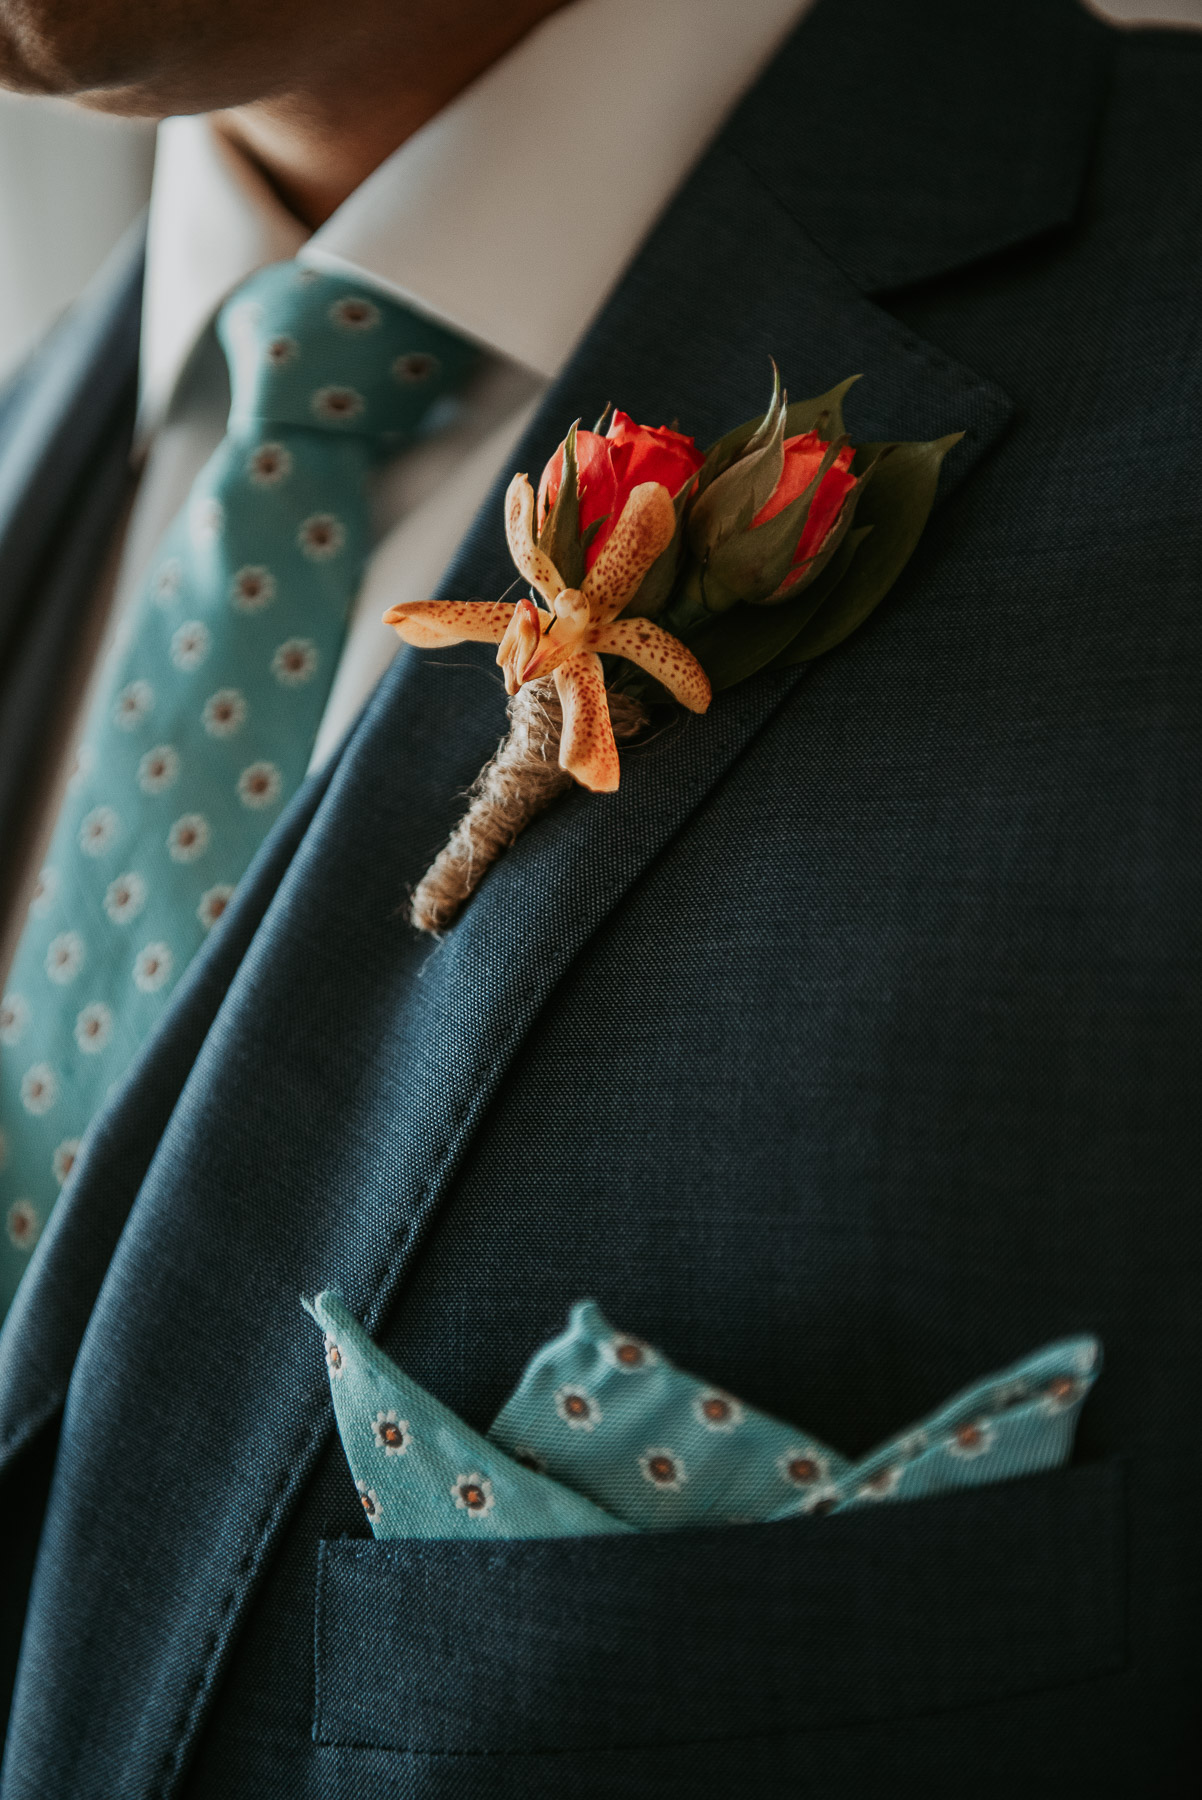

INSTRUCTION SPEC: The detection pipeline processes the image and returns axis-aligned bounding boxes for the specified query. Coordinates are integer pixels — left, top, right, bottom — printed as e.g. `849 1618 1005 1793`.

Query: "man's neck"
216 0 565 229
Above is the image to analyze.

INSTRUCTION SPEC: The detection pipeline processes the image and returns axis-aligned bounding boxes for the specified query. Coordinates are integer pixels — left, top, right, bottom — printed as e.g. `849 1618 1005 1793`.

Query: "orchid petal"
497 596 556 694
505 473 565 604
520 587 590 683
581 481 676 624
554 652 620 792
591 618 712 714
384 598 516 649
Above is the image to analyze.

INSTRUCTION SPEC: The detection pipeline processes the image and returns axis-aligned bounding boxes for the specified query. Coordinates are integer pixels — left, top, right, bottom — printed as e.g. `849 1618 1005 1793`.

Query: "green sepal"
687 371 787 556
685 526 872 691
693 374 862 510
771 431 963 666
536 421 585 591
700 433 857 611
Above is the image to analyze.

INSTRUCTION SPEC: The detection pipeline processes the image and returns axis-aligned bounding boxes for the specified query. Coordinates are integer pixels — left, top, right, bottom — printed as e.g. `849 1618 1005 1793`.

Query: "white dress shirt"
3 0 811 972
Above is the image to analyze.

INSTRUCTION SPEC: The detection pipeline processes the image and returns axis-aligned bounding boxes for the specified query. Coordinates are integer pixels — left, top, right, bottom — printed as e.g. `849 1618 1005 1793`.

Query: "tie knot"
217 260 480 445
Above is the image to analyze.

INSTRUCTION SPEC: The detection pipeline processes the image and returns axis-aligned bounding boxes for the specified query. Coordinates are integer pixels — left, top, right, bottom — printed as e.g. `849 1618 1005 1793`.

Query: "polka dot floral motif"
28 868 57 915
311 386 364 424
451 1473 495 1518
0 259 482 1321
203 690 247 738
133 944 174 994
51 1138 80 1185
272 639 319 686
372 1410 411 1456
137 746 180 794
79 807 120 857
104 872 148 924
237 763 282 810
197 885 235 931
229 565 276 613
6 1199 39 1252
114 680 155 731
167 815 210 863
170 621 211 671
298 514 345 560
45 933 85 985
639 1448 687 1491
778 1448 829 1489
0 995 29 1046
356 1482 382 1524
555 1385 600 1431
20 1066 57 1116
330 296 381 332
247 442 292 486
74 1004 113 1054
305 1292 1102 1545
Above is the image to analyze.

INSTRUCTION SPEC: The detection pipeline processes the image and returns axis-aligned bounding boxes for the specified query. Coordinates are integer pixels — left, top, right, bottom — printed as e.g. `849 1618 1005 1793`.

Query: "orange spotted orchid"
384 474 712 792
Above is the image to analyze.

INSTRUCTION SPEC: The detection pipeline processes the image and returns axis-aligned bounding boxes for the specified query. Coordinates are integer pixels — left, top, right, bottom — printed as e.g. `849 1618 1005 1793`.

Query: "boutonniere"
386 372 961 932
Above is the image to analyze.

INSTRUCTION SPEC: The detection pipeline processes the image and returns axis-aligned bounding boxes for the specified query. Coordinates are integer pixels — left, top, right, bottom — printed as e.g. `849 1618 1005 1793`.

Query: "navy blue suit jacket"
1 2 1200 1793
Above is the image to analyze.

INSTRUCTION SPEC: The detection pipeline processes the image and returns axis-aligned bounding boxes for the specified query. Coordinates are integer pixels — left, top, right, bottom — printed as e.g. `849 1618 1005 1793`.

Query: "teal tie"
0 261 479 1315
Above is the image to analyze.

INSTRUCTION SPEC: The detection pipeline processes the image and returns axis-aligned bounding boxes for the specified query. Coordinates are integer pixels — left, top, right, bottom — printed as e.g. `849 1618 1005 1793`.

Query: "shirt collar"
139 0 811 437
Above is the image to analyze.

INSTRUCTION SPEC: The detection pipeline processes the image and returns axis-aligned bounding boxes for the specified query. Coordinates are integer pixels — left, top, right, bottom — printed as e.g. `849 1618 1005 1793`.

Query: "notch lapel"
2 0 1111 1784
0 223 144 909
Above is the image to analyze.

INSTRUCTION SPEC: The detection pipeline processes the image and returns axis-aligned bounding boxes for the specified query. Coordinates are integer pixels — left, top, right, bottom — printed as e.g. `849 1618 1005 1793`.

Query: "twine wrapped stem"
410 679 649 934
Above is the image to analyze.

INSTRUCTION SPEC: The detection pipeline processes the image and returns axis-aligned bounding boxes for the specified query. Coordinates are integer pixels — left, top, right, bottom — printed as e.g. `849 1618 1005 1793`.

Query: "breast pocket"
313 1459 1126 1756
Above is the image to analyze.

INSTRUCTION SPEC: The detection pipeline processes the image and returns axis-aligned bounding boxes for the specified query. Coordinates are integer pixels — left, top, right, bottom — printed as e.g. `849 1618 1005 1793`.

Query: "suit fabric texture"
0 2 1200 1794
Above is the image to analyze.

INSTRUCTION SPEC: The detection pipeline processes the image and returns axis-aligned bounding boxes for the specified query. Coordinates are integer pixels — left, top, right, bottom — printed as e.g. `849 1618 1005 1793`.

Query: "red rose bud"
752 431 857 591
538 410 704 570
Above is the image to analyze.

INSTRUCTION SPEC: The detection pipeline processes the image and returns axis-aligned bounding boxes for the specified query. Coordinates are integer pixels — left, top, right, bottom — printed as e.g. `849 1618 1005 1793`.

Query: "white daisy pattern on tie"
197 885 235 931
202 690 247 738
230 565 276 613
51 1138 81 1185
104 871 148 924
271 639 319 686
170 621 211 671
0 259 482 1319
74 1003 113 1054
28 868 57 915
167 815 211 863
137 745 180 794
6 1199 39 1252
133 945 174 994
45 933 85 985
0 995 30 1046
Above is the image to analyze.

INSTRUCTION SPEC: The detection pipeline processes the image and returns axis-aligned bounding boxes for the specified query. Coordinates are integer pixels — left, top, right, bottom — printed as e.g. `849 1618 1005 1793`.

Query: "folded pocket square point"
304 1290 1101 1540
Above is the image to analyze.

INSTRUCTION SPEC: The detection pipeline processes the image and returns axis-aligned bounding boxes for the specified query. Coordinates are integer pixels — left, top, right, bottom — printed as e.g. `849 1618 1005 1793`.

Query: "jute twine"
410 678 649 934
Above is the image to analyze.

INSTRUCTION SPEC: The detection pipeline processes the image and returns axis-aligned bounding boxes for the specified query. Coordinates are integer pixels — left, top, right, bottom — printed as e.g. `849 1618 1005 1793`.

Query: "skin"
0 0 569 225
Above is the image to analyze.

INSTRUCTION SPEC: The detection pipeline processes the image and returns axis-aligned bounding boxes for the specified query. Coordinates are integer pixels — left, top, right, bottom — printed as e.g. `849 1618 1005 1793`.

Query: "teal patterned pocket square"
305 1292 1100 1540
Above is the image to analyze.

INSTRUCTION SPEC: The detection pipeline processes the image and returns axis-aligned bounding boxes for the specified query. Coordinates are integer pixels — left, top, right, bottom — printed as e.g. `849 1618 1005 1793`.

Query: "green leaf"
684 526 872 691
781 374 861 443
536 421 584 590
772 431 963 665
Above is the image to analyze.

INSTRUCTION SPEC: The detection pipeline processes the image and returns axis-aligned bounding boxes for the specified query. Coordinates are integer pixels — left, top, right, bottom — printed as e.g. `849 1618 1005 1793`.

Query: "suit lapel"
1 3 1109 1790
0 224 144 900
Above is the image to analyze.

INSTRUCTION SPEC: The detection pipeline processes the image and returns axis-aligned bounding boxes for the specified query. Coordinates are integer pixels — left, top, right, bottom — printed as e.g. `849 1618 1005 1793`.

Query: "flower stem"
410 679 648 934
